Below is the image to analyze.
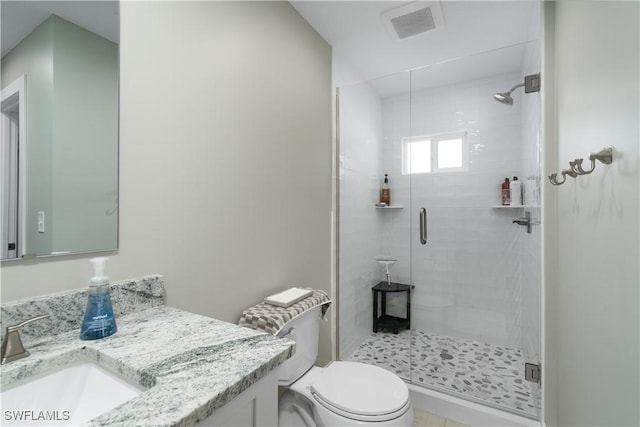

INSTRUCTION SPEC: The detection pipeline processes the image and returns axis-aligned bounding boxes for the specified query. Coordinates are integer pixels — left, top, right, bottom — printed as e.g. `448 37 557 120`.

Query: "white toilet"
275 305 414 427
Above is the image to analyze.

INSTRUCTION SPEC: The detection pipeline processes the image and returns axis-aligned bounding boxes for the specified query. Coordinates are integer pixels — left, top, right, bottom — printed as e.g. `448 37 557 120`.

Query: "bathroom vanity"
0 276 294 426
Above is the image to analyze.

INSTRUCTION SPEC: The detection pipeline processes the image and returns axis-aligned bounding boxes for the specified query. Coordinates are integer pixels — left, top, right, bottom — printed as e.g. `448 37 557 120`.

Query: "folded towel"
264 287 313 307
239 288 331 335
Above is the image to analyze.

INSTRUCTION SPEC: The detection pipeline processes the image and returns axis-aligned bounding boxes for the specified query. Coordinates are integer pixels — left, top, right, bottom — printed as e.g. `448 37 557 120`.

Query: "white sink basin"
1 361 144 426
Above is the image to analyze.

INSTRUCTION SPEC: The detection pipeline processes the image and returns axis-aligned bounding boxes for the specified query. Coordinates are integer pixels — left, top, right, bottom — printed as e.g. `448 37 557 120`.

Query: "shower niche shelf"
375 205 403 209
491 205 540 209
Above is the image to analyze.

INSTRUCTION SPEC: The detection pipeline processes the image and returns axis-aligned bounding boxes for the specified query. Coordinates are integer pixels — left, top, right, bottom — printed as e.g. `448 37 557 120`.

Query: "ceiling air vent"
382 1 445 41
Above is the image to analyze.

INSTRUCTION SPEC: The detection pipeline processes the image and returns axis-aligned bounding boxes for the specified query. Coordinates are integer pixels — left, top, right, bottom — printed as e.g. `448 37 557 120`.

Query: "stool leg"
372 290 378 333
381 292 387 317
406 289 411 330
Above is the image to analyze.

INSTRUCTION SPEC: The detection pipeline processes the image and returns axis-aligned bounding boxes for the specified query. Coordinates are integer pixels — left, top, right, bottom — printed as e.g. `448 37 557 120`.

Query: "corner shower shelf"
375 205 404 209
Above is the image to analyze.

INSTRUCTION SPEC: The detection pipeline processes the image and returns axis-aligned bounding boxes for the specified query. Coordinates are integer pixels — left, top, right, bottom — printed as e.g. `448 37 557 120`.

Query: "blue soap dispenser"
80 257 117 340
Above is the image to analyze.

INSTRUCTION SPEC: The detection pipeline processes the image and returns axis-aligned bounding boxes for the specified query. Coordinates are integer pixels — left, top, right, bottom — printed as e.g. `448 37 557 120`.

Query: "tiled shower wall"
339 61 541 357
338 82 383 359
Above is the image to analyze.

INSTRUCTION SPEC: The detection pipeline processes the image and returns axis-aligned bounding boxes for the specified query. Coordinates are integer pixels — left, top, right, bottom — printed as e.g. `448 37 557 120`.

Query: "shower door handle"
419 208 427 245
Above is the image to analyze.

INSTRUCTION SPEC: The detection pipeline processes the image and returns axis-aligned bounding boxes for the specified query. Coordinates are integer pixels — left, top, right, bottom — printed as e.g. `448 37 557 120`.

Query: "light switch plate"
38 211 45 233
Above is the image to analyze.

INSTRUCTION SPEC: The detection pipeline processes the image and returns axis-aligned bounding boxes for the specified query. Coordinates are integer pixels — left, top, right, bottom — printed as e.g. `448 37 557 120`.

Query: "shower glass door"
407 42 542 419
337 40 542 421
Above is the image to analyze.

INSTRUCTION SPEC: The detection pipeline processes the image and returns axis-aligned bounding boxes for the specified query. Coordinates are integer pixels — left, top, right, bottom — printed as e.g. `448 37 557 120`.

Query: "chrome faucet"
512 211 541 234
1 314 50 364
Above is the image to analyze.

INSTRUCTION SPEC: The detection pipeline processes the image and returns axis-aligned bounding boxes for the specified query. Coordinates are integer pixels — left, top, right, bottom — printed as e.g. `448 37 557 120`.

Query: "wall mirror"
1 1 119 260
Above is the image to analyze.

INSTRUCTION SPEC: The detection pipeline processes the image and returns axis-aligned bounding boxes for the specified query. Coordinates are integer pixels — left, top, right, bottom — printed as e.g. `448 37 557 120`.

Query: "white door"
1 75 26 259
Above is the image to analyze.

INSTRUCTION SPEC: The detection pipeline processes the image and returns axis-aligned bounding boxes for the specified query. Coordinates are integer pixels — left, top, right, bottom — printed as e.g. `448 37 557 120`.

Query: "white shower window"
404 138 432 174
402 131 468 174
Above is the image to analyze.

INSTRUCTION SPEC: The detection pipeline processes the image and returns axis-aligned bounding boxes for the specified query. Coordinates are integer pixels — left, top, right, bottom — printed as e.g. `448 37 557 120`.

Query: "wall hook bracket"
549 168 577 186
548 146 613 186
570 158 594 175
589 146 613 165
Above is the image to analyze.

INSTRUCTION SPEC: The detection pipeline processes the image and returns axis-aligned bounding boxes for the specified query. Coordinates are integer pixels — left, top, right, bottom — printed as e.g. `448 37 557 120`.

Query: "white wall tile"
340 57 542 357
338 82 384 358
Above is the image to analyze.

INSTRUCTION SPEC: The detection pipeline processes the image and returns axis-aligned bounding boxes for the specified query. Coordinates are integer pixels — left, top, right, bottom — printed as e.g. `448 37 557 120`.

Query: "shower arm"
507 82 525 93
495 74 541 104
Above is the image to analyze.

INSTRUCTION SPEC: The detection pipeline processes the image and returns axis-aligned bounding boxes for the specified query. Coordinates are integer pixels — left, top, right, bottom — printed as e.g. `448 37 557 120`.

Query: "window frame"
401 130 468 175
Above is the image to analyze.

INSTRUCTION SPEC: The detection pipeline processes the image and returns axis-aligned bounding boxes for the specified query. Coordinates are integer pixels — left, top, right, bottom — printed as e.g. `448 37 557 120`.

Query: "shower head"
494 91 514 105
494 82 524 106
493 74 541 106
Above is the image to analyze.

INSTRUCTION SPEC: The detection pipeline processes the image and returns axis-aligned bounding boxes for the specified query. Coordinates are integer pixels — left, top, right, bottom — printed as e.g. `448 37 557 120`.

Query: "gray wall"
1 1 333 364
544 1 639 425
51 15 118 253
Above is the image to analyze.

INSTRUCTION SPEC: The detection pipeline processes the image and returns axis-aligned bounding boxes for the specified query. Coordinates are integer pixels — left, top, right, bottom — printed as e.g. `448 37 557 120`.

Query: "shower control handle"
419 208 427 245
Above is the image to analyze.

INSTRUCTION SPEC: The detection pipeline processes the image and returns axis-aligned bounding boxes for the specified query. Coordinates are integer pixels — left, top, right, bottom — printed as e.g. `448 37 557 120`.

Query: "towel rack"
548 146 613 186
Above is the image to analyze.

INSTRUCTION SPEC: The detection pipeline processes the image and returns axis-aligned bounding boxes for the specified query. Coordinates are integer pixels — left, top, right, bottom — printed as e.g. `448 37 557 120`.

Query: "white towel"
264 287 313 307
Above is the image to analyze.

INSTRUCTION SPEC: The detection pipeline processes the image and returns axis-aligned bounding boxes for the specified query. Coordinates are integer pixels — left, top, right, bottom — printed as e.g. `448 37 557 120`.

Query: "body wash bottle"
80 257 117 340
380 174 391 206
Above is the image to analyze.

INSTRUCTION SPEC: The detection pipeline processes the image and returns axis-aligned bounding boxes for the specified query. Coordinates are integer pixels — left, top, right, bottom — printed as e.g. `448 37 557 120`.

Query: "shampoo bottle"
510 176 522 206
380 174 391 206
80 257 117 340
501 178 510 206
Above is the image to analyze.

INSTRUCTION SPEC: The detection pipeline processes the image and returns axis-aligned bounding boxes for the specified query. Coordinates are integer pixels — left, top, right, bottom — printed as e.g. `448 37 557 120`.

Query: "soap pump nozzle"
90 257 109 286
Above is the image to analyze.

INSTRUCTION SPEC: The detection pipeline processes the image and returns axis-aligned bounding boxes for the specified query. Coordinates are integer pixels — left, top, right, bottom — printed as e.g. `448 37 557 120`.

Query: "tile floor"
414 410 467 427
347 329 540 419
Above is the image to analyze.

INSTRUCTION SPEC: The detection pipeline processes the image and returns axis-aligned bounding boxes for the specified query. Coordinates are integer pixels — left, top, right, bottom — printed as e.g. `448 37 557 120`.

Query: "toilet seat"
310 361 411 422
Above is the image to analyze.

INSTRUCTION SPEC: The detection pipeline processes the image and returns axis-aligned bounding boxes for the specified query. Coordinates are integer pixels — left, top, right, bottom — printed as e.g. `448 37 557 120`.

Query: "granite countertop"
1 305 295 426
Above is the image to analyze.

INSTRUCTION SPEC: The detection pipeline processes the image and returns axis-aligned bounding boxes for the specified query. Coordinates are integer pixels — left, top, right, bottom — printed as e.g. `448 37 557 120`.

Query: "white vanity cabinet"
196 369 279 426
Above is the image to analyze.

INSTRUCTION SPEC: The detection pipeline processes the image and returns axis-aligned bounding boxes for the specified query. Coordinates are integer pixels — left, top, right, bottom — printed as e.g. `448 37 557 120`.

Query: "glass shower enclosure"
337 40 542 419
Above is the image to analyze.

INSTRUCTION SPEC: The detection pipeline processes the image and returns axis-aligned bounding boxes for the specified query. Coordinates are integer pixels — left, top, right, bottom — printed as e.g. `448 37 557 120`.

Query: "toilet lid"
310 361 409 418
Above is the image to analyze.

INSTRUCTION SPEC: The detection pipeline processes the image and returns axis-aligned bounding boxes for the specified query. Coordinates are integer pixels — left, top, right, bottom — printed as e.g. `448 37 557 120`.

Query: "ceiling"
290 1 541 87
1 1 119 58
2 1 540 90
370 41 531 98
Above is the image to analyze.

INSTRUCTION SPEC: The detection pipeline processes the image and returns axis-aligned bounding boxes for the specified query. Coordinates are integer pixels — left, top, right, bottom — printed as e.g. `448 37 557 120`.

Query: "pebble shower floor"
347 330 540 419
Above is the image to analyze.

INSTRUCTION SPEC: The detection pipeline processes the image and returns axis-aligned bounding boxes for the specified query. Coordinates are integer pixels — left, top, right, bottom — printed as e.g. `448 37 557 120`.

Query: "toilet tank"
276 305 322 385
